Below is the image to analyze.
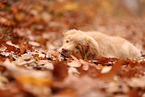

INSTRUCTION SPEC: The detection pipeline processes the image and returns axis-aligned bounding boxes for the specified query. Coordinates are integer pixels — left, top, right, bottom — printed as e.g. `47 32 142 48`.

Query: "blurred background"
1 0 145 29
0 0 145 52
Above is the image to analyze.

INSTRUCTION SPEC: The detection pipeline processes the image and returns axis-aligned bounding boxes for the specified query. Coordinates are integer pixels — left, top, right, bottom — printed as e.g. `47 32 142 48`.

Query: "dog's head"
59 30 87 57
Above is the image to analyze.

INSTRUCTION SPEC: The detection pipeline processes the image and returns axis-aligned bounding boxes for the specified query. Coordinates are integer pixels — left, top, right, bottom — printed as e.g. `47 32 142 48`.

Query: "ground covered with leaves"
0 0 145 97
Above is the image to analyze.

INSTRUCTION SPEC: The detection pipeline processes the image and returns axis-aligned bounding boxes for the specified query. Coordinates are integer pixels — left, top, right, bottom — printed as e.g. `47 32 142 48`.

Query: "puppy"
59 29 141 59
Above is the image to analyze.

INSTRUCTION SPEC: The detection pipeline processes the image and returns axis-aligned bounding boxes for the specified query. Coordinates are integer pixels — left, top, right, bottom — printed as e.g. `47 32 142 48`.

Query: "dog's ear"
63 29 84 36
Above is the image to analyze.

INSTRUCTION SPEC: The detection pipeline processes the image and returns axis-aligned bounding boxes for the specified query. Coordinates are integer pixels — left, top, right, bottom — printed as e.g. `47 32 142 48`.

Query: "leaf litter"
0 0 145 97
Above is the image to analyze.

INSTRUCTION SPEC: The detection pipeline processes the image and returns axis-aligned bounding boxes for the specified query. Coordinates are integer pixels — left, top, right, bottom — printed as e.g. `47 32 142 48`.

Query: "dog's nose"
62 48 68 53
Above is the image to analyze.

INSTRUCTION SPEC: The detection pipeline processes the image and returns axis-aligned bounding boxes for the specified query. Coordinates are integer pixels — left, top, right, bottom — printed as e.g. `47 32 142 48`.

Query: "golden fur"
59 29 141 59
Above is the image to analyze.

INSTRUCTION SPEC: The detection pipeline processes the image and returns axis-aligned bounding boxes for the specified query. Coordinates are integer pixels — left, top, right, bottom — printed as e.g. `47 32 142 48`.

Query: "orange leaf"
97 64 106 69
0 54 7 61
4 44 20 54
31 17 38 22
11 6 18 13
97 60 123 81
0 1 7 7
53 61 68 80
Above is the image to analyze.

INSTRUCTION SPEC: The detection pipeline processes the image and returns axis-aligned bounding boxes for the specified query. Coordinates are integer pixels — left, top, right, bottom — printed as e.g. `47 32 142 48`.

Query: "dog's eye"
66 40 69 43
75 46 79 49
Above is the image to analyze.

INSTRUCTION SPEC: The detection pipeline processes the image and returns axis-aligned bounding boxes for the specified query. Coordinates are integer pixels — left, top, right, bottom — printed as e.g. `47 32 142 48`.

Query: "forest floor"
0 0 145 97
